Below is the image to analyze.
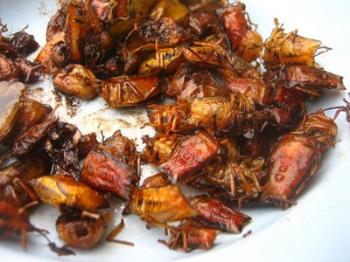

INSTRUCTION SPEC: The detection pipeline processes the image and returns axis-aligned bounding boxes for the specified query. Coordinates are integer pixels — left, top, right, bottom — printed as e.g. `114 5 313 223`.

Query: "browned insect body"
261 111 338 208
142 173 170 189
101 76 163 108
189 195 251 233
203 139 265 206
53 64 100 100
141 134 179 165
56 212 109 249
31 174 108 212
129 185 196 224
281 65 346 96
0 200 37 248
162 220 217 252
263 19 323 67
167 64 230 101
0 158 48 207
222 3 263 62
0 81 25 143
161 131 219 182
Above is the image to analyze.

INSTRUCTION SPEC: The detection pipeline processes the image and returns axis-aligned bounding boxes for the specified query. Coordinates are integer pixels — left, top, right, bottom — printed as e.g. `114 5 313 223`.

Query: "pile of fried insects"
0 0 349 255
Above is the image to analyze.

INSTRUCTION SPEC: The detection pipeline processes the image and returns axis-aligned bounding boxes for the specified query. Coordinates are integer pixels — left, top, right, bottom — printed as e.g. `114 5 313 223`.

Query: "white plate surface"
0 0 349 261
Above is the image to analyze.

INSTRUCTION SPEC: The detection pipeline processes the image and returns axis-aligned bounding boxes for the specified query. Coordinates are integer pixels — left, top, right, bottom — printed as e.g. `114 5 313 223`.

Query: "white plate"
0 0 349 261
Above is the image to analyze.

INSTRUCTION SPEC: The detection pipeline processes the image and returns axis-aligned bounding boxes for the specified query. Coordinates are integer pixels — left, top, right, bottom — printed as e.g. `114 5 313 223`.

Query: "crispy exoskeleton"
220 69 271 106
35 32 66 74
142 173 170 188
31 174 108 212
0 54 18 81
281 65 346 96
97 130 138 169
14 58 41 83
0 200 39 248
261 111 338 208
139 47 183 75
13 99 52 139
151 0 189 22
53 64 100 100
81 150 138 200
0 158 48 207
12 114 57 156
126 17 189 52
0 81 25 143
162 220 217 252
56 212 109 249
167 64 230 101
129 185 196 224
161 131 219 182
141 133 179 165
263 20 322 67
189 195 251 233
222 3 263 62
147 101 192 133
101 75 163 108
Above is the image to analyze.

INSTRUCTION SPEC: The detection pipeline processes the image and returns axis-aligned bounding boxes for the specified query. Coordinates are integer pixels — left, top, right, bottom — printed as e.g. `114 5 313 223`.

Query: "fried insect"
167 64 230 101
142 173 170 188
0 158 48 207
161 131 219 182
53 64 100 100
263 19 323 67
189 195 251 233
31 174 108 212
0 81 25 143
56 212 109 249
261 111 338 208
141 133 179 165
162 220 217 252
280 65 346 96
81 150 138 200
126 17 188 52
0 54 17 81
12 114 57 156
101 75 163 108
129 185 196 224
0 200 39 248
222 3 263 62
97 130 138 169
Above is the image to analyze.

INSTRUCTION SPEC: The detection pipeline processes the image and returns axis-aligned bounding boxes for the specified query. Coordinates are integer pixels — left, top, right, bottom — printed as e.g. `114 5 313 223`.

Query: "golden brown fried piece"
126 17 189 52
56 213 109 249
163 220 217 252
142 173 170 188
0 81 25 143
129 185 196 224
35 32 65 74
138 47 183 75
263 20 322 67
53 64 100 100
101 76 162 108
151 0 189 21
141 133 179 165
147 101 192 133
222 3 263 62
167 64 230 101
31 174 108 212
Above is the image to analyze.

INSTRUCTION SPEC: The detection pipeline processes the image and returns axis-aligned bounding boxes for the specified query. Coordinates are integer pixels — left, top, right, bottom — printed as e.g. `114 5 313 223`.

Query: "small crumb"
243 230 252 238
